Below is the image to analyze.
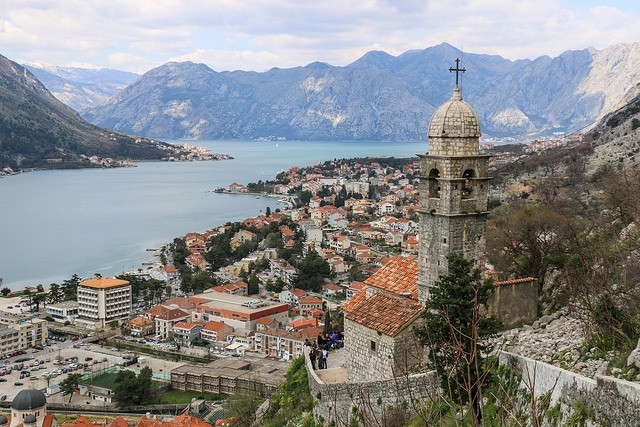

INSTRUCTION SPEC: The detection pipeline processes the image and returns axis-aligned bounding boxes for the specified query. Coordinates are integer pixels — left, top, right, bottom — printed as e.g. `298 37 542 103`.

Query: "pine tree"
415 253 501 426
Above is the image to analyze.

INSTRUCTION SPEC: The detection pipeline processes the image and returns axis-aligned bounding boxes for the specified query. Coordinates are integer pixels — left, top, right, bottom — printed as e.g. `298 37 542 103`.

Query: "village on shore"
0 133 590 426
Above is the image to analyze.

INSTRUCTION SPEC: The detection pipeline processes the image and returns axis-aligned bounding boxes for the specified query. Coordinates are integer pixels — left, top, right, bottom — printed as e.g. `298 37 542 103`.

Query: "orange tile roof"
165 297 196 309
349 281 365 291
346 291 423 337
203 320 228 332
290 288 307 297
495 277 536 286
363 256 418 299
342 289 366 313
156 308 189 321
147 305 170 317
80 277 129 289
299 296 323 304
173 321 203 330
108 417 130 427
62 416 101 427
129 316 154 326
287 317 318 330
172 414 211 427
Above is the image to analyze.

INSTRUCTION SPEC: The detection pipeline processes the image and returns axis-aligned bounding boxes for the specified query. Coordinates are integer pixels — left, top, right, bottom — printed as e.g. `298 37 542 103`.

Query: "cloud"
1 0 639 73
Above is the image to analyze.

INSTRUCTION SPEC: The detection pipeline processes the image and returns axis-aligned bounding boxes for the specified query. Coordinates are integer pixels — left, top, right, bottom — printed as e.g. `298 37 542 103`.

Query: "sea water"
0 140 425 290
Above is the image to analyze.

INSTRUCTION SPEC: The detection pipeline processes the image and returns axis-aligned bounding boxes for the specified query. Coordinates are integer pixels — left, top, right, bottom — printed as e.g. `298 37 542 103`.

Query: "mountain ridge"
80 42 640 141
0 54 184 170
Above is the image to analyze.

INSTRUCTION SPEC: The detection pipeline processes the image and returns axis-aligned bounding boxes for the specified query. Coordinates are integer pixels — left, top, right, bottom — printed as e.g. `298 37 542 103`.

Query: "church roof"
343 257 418 314
11 389 46 411
363 256 418 298
342 288 366 313
428 87 480 139
345 291 423 337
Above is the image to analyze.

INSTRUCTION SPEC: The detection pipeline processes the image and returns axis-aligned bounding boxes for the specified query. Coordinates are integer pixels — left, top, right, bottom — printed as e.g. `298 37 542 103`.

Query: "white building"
76 277 132 328
45 301 78 324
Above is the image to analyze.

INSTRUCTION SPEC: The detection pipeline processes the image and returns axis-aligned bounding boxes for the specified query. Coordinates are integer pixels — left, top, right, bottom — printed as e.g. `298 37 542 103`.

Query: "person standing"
322 346 329 369
309 345 317 370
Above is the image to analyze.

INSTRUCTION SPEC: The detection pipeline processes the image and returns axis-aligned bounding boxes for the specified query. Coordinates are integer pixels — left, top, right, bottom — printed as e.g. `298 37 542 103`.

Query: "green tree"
266 278 285 294
323 309 332 335
247 273 260 295
60 373 82 403
414 253 501 427
47 283 62 304
488 204 572 291
113 367 155 407
0 287 11 296
224 392 264 426
61 274 81 301
292 250 332 292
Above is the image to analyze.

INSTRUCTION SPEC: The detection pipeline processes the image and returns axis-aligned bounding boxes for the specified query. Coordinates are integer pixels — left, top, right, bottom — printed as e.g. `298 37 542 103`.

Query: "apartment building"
0 314 47 356
76 277 132 328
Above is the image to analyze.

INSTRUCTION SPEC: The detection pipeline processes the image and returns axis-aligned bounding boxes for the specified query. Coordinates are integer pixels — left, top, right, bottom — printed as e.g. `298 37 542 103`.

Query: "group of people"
305 330 344 370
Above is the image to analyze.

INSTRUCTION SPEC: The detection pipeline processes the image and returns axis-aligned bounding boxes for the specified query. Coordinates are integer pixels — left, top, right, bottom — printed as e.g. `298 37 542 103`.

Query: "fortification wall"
499 351 640 426
305 351 438 426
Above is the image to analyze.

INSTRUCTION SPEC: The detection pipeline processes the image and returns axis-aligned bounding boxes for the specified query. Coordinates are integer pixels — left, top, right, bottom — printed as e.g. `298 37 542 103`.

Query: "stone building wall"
417 212 488 301
489 281 538 329
499 351 640 426
306 350 438 426
345 317 424 383
428 136 480 156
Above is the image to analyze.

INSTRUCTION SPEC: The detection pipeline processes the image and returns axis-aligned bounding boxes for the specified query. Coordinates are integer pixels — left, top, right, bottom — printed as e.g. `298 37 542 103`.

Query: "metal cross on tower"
449 58 466 87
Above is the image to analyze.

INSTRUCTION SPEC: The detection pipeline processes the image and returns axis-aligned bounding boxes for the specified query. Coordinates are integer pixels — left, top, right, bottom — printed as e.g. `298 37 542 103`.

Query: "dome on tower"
11 389 46 411
0 415 8 426
428 87 480 139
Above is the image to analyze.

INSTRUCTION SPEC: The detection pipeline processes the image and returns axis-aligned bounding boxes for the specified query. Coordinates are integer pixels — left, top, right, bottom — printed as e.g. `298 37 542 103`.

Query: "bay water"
0 140 426 290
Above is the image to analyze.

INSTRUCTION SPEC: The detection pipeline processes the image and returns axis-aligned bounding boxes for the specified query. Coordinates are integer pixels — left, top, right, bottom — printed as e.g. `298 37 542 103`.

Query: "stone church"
343 60 536 382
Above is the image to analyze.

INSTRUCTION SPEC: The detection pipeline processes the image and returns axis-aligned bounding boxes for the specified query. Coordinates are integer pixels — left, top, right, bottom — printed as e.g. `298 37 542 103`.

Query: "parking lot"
0 338 184 404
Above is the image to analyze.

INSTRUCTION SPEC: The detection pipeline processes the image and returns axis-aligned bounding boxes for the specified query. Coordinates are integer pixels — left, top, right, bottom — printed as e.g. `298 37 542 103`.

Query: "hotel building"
76 277 132 328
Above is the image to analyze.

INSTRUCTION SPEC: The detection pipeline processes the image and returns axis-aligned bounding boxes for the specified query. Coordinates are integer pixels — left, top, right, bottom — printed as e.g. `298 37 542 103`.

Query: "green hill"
0 53 176 170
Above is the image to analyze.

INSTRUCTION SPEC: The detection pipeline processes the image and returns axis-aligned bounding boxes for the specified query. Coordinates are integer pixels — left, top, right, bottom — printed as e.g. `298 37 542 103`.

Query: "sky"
1 0 640 74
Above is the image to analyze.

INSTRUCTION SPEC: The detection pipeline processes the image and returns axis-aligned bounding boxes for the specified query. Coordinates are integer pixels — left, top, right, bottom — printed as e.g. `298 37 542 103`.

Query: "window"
370 340 377 351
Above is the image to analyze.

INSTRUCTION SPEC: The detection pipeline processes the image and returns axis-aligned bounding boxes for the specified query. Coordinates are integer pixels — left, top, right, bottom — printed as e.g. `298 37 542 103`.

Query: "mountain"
0 54 179 170
585 82 640 169
82 42 640 141
23 64 139 112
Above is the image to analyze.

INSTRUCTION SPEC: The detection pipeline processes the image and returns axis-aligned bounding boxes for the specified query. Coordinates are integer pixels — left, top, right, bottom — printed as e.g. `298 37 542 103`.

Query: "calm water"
0 140 426 290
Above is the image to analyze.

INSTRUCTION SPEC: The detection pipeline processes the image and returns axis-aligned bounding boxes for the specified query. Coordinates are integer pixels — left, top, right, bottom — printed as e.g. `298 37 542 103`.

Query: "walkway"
313 347 348 384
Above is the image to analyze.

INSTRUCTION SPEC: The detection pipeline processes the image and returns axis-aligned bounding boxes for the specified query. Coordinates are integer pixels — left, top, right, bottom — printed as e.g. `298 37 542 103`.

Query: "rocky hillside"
585 83 640 171
83 42 640 141
0 54 177 170
24 64 139 112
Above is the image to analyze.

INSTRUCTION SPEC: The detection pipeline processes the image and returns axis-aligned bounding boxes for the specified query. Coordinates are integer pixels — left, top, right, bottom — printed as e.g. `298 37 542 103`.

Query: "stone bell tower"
417 59 490 303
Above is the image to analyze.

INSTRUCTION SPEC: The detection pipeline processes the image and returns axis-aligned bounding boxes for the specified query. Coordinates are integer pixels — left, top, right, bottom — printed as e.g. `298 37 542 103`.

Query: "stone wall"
499 351 640 426
489 280 538 329
345 317 424 382
306 351 438 426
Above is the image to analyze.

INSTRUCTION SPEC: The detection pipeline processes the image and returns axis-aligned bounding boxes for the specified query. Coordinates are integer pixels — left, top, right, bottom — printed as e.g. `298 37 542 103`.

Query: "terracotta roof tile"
342 289 366 313
80 277 129 289
495 277 536 286
346 291 423 337
363 256 418 298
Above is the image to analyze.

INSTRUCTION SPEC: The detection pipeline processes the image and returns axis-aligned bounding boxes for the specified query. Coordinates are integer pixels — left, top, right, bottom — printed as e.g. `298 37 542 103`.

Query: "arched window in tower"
428 168 440 198
462 169 475 199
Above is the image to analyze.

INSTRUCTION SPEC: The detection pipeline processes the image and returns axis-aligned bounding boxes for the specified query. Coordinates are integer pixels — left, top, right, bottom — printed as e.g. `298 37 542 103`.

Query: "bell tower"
417 58 490 302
